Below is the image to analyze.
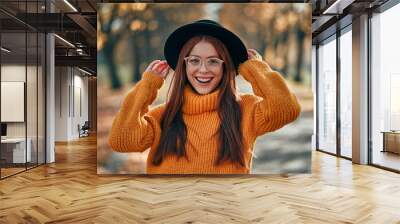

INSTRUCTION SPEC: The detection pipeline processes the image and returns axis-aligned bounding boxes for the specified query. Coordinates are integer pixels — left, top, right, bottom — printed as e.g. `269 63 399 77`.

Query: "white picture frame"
1 81 25 122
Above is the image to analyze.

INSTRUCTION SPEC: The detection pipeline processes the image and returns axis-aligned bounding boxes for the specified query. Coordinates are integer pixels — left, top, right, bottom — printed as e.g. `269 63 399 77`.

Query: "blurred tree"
219 4 278 65
99 3 310 88
127 3 206 83
98 4 140 89
275 5 293 77
219 3 311 83
219 4 294 78
98 3 206 87
293 5 311 82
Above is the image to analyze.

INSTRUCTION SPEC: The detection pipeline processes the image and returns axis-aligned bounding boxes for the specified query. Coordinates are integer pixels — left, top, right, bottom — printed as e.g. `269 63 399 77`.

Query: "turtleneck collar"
182 85 220 115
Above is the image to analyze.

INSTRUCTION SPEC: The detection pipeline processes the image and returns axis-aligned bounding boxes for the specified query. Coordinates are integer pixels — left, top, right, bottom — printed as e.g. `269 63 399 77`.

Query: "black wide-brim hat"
164 19 248 71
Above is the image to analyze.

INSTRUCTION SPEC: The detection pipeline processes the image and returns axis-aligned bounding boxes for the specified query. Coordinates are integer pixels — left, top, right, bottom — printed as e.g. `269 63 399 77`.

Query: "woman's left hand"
247 49 262 61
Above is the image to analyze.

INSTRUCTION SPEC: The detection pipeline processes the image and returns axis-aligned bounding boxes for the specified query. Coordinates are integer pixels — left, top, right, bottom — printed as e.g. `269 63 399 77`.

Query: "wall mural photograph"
97 3 313 174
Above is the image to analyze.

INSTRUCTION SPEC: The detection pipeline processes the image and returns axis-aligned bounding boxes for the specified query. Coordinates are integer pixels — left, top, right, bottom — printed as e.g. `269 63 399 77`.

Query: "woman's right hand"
145 60 170 79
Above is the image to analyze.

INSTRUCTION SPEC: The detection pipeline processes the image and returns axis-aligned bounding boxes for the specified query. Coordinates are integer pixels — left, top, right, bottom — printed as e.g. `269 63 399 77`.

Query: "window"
317 35 337 154
0 1 47 179
371 2 400 171
339 27 352 158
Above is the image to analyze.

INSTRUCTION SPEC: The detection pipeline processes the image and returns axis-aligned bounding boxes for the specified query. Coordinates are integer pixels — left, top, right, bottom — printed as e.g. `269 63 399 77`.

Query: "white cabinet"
1 138 32 163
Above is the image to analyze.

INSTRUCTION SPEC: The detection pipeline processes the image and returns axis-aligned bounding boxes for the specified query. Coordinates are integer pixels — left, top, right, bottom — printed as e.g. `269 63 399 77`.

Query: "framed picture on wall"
1 81 25 122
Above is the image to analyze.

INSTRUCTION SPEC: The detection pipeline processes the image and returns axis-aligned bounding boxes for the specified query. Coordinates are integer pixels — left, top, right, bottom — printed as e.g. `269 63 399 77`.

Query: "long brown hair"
152 35 245 167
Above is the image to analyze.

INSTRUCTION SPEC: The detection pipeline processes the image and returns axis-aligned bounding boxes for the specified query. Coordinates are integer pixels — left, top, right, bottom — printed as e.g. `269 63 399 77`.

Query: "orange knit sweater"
108 59 301 174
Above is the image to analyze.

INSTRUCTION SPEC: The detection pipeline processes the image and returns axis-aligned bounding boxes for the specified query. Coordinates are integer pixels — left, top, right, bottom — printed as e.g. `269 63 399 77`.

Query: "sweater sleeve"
238 59 301 136
108 71 164 152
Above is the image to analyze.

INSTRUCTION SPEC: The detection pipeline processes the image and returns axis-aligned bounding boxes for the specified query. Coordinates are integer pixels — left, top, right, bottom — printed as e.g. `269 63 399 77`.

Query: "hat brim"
164 22 248 71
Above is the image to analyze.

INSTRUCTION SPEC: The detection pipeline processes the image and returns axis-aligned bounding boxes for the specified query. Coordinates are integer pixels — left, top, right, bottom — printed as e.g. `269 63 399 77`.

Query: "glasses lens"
188 57 201 67
207 58 221 67
186 56 223 69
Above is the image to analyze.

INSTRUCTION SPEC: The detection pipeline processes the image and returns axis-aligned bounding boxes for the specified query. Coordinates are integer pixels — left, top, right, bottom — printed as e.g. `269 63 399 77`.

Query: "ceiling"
312 0 390 43
0 0 99 75
1 0 396 74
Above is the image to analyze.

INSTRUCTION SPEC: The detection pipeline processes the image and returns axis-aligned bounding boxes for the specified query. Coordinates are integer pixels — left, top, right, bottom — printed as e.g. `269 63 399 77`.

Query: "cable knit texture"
108 59 301 174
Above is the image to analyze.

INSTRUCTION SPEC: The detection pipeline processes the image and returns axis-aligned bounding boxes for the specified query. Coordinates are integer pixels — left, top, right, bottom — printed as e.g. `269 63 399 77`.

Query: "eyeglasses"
184 55 224 70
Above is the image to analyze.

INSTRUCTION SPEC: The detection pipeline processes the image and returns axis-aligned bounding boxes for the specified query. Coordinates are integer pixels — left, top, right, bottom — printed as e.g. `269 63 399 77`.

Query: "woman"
108 20 301 174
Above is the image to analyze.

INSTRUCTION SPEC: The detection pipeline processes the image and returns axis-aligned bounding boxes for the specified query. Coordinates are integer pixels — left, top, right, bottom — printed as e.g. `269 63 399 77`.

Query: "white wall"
55 66 69 141
1 63 46 164
1 64 25 128
54 67 89 141
1 65 28 138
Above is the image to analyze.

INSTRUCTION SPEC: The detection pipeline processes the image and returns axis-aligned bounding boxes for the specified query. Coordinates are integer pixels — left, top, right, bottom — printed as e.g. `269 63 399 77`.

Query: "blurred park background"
97 3 313 174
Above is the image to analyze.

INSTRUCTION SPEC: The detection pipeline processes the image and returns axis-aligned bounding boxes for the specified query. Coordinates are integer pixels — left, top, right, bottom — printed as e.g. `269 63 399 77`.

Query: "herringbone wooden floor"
1 135 400 224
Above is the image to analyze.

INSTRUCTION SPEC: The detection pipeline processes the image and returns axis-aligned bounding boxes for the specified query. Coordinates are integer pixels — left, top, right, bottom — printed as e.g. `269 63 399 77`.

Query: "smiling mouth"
195 77 214 84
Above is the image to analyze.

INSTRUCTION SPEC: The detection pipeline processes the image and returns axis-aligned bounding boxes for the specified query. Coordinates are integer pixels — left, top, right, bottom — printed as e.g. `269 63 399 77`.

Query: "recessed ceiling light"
1 47 11 53
78 67 92 76
322 0 354 15
54 34 75 48
63 0 78 12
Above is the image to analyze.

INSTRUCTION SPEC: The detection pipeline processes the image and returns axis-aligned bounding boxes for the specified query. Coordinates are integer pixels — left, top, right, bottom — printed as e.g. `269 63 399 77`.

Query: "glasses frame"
184 55 224 70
